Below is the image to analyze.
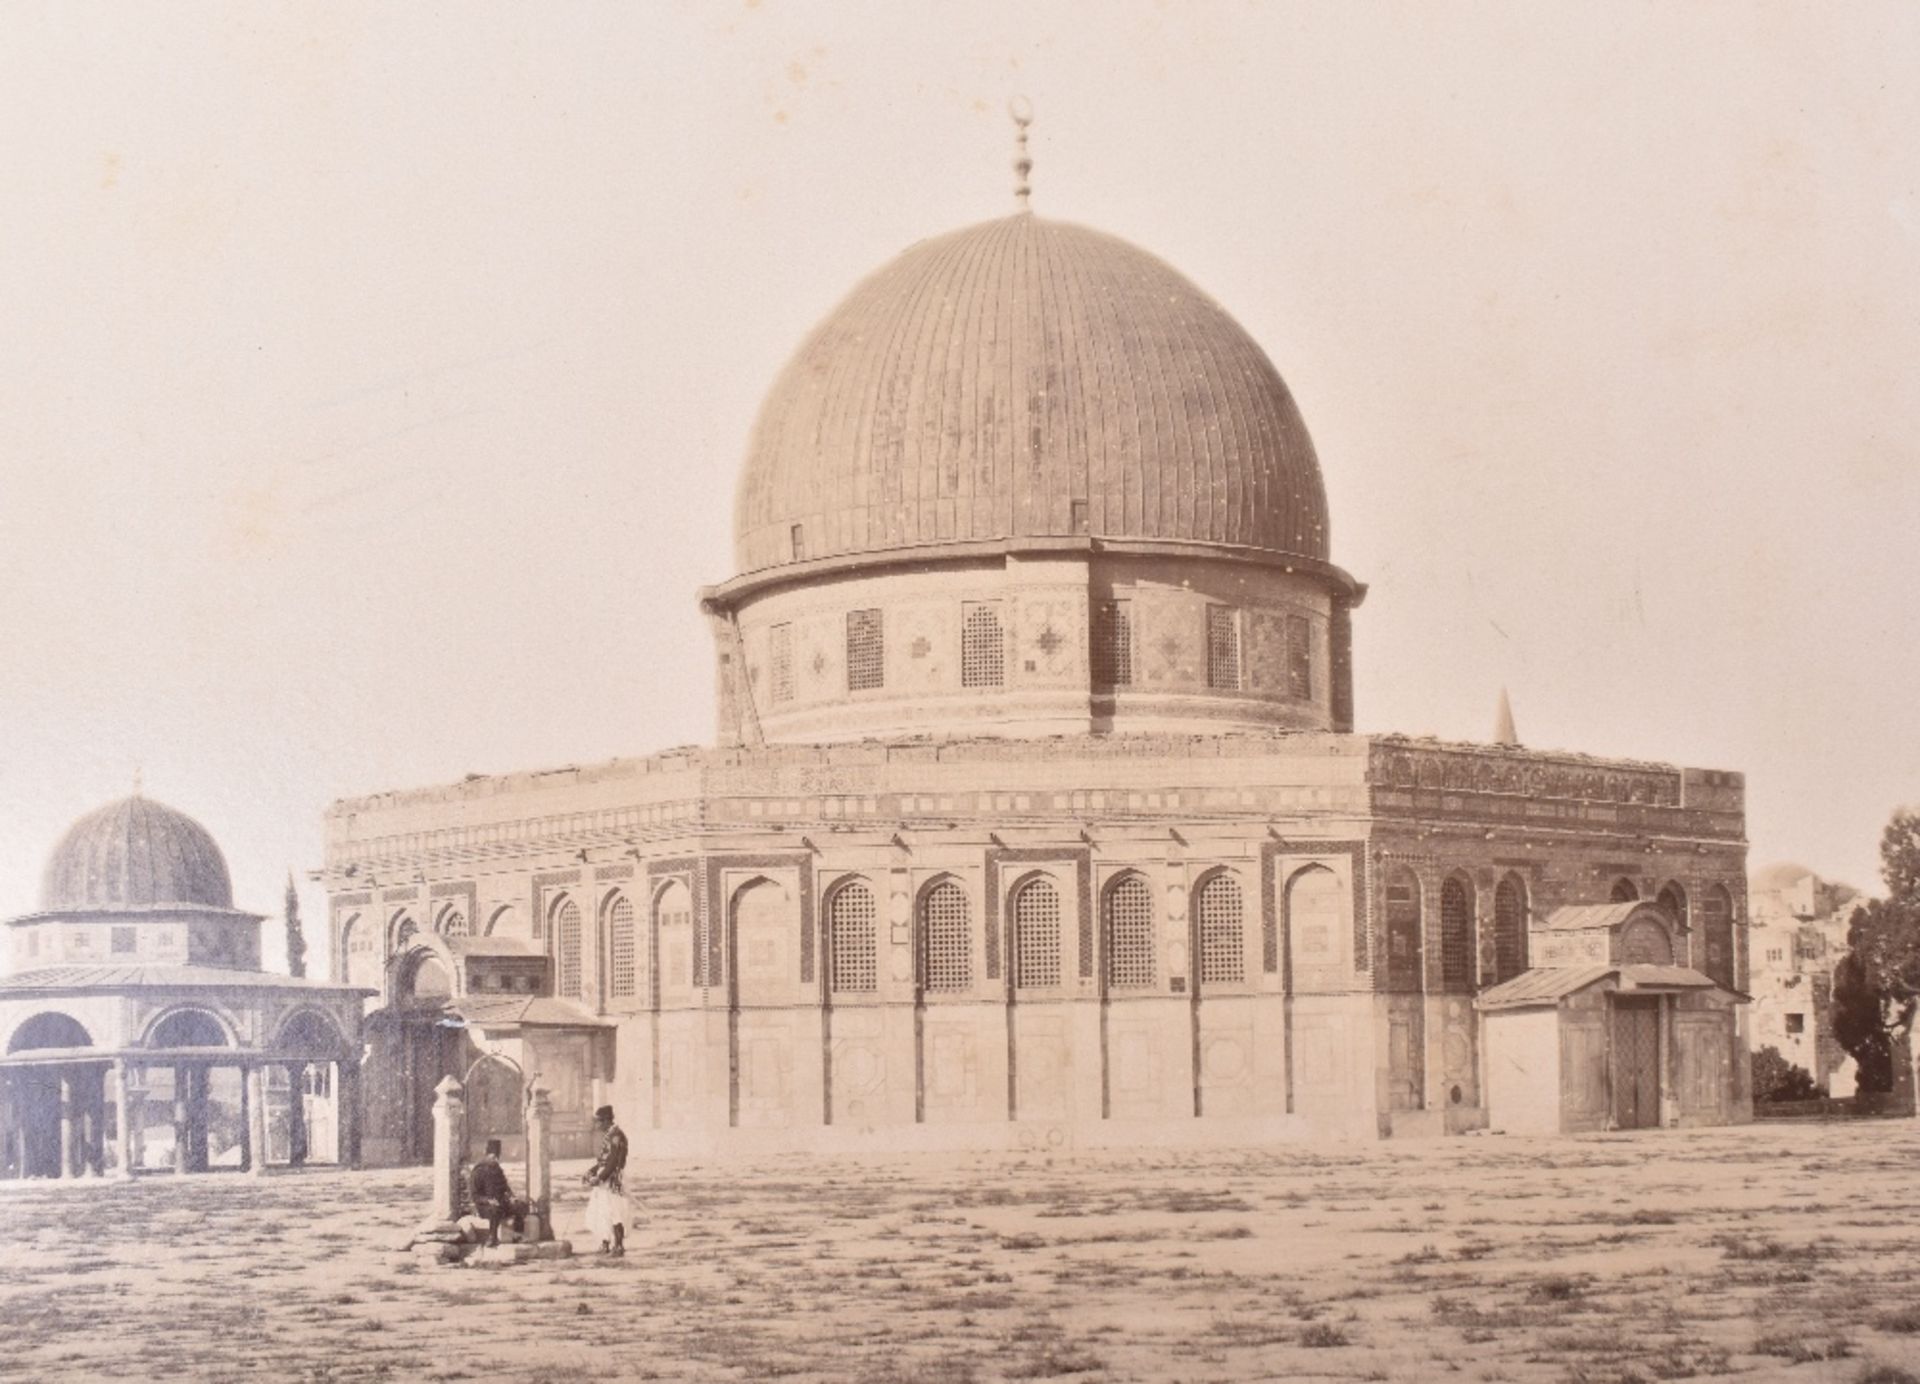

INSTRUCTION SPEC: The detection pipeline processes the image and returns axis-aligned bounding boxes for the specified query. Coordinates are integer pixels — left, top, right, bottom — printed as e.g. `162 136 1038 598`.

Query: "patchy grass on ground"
4 1121 1920 1382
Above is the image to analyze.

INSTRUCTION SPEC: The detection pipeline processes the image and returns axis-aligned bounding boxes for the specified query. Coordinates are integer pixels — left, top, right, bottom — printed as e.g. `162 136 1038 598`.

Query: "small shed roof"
447 995 612 1031
1476 964 1732 1012
1537 903 1643 933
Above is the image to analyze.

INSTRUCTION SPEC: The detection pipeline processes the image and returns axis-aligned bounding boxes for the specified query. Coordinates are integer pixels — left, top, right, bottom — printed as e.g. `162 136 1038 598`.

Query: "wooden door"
1612 998 1661 1130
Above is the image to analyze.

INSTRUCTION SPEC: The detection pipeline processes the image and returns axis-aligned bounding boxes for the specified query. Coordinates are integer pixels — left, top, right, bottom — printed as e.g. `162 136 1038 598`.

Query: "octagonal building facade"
324 201 1750 1162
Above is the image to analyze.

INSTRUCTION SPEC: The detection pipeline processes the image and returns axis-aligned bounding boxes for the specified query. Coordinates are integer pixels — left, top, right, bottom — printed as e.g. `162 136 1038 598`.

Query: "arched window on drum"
551 896 584 999
919 880 972 993
1439 876 1475 993
1102 874 1155 991
604 893 637 1001
828 881 878 995
1194 873 1244 987
1492 874 1529 985
1010 877 1063 991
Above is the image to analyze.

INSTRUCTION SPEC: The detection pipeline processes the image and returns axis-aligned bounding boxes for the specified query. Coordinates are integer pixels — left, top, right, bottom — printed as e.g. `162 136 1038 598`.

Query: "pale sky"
3 2 1916 973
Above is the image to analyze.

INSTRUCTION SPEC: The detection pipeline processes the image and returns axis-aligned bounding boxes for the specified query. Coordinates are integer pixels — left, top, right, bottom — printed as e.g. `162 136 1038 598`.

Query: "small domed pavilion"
0 794 370 1178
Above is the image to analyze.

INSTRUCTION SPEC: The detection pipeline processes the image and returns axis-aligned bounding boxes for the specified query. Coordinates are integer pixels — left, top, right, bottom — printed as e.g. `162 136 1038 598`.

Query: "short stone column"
109 1062 134 1178
525 1084 553 1242
172 1065 190 1175
58 1072 76 1180
429 1076 465 1223
245 1065 269 1177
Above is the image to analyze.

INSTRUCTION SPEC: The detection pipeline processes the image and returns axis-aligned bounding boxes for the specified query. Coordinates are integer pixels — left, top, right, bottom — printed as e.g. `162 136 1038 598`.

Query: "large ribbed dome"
734 214 1329 575
40 795 234 912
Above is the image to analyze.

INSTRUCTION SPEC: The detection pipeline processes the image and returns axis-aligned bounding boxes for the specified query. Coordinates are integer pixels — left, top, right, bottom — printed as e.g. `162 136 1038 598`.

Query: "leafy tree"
284 871 307 979
1831 808 1920 1092
1751 1044 1822 1103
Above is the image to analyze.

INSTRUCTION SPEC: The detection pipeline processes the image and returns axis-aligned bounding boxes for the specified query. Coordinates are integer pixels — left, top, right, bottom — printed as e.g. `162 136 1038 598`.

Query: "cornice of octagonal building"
729 213 1339 584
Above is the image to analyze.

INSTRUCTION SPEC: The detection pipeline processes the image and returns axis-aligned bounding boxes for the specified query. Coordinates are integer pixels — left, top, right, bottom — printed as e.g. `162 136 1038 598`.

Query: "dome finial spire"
132 763 143 798
1009 96 1034 211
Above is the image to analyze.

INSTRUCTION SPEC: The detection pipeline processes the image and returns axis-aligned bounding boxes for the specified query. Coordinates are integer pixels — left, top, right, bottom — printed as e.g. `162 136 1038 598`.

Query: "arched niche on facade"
1283 863 1344 979
339 912 382 992
1098 871 1153 994
1616 909 1676 966
547 893 584 1001
1003 870 1068 994
1189 867 1249 992
730 876 797 1006
1656 882 1689 936
1611 877 1641 904
398 949 454 1007
1384 866 1423 992
600 889 640 1006
7 1011 93 1054
1439 873 1477 993
434 902 469 938
1492 873 1530 985
483 904 523 939
653 878 698 1000
1701 884 1736 988
914 874 974 996
822 876 880 1000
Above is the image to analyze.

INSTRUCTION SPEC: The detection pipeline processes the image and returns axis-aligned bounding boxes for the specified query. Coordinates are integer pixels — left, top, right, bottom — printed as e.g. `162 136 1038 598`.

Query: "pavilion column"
286 1063 309 1167
0 1072 15 1179
337 1058 362 1170
58 1072 76 1180
84 1070 105 1176
525 1084 553 1243
115 1063 141 1177
173 1064 189 1175
245 1063 269 1176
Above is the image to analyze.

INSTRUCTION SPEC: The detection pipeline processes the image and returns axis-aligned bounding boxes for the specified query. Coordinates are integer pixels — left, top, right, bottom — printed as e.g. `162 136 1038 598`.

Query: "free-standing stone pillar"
286 1062 309 1167
245 1065 269 1177
525 1084 553 1243
429 1075 464 1223
58 1072 76 1180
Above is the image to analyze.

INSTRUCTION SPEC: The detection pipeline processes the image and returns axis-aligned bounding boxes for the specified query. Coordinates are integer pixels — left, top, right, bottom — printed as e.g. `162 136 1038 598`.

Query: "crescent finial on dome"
1009 96 1034 211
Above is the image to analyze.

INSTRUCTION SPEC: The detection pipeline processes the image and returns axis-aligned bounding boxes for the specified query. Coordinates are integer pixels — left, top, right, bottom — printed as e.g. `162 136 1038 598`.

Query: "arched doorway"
396 948 460 1164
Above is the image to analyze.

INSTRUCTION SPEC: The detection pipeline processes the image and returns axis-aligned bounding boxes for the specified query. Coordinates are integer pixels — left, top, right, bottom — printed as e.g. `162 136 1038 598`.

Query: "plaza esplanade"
701 209 1366 747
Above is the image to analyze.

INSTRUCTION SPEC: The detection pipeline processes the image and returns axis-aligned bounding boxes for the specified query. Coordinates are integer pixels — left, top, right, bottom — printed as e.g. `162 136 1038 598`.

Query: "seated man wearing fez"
469 1139 526 1247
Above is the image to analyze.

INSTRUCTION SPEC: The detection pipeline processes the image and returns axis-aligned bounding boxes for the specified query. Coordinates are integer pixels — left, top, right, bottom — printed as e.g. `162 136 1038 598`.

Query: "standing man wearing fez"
470 1138 525 1247
582 1104 629 1256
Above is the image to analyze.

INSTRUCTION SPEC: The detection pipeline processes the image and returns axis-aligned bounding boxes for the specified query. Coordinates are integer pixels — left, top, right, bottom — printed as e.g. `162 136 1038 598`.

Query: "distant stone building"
1748 863 1857 1096
0 796 368 1178
322 199 1751 1159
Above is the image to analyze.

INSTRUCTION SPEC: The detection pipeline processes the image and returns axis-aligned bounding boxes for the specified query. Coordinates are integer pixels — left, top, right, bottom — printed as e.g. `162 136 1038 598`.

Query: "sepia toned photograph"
3 4 1918 1380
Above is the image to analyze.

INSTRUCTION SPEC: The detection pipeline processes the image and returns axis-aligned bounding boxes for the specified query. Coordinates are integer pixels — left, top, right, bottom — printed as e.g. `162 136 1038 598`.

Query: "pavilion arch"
143 1004 238 1049
1003 869 1067 992
269 1007 350 1058
1100 870 1156 991
822 875 880 996
1189 866 1249 988
6 1010 94 1054
396 946 455 1005
1439 871 1477 993
1492 872 1530 985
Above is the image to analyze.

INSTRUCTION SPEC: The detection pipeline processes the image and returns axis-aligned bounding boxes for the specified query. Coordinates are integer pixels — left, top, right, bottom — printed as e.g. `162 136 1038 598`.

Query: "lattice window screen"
1092 600 1133 687
1104 876 1156 988
1493 877 1528 984
555 900 583 998
1197 875 1245 985
1012 881 1062 989
1206 606 1240 690
1440 879 1474 991
770 624 794 704
846 609 885 691
920 882 972 992
439 910 468 938
1286 614 1312 699
961 604 1004 688
608 895 637 998
830 884 878 993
